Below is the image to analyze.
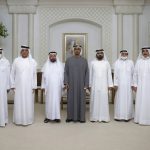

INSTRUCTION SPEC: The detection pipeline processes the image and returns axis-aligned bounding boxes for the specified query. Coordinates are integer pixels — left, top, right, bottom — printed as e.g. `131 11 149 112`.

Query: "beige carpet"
0 104 150 150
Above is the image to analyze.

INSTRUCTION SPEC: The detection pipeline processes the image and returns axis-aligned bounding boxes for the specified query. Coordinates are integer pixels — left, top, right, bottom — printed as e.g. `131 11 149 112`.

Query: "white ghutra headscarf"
137 47 150 61
42 51 64 88
95 49 108 61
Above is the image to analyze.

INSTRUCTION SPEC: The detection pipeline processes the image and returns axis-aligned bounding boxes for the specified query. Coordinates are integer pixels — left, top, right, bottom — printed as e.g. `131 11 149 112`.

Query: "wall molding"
8 6 37 14
115 6 143 14
38 7 113 66
7 0 38 14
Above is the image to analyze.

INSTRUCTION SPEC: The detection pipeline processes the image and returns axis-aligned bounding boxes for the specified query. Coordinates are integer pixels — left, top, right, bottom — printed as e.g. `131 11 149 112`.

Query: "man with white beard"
0 48 10 127
89 49 113 123
133 47 150 125
42 51 64 123
10 45 37 126
114 50 134 122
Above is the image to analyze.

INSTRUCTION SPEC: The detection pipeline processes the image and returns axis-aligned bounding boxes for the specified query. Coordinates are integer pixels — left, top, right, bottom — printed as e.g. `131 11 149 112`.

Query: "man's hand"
88 87 91 92
114 86 118 91
84 86 89 90
108 87 113 91
64 84 69 90
32 89 35 93
132 86 137 92
42 88 45 93
11 88 15 93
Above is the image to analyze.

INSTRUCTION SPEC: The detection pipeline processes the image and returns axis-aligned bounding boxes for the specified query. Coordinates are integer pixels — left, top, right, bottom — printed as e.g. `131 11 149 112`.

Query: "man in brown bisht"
64 45 89 123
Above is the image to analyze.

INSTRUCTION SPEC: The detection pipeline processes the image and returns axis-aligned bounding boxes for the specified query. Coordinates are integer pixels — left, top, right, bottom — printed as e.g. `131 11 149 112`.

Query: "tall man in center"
64 45 89 123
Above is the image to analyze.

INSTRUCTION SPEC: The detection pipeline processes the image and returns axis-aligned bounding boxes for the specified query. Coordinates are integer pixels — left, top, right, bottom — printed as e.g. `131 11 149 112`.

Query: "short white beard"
120 56 127 60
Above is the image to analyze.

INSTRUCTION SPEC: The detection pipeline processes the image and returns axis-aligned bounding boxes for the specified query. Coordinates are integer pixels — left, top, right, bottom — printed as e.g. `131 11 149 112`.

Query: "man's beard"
50 59 56 62
96 55 104 60
120 56 127 60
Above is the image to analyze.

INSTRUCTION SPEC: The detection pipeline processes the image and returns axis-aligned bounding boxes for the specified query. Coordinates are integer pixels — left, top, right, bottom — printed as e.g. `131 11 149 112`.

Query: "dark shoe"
44 118 50 123
55 119 61 123
101 121 108 123
114 119 121 121
80 121 86 123
66 119 73 123
90 121 96 123
124 119 130 122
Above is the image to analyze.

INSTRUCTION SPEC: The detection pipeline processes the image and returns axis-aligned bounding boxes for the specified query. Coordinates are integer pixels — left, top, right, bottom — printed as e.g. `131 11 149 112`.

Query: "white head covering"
137 47 150 60
19 45 33 60
42 51 63 74
95 49 108 61
42 51 64 89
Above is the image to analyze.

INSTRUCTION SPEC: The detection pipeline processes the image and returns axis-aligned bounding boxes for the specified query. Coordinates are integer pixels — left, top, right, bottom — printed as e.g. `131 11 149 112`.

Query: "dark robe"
64 56 89 122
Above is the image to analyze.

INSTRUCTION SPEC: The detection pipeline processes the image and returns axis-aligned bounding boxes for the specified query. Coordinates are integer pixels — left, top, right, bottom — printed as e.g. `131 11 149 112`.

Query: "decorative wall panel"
38 7 113 65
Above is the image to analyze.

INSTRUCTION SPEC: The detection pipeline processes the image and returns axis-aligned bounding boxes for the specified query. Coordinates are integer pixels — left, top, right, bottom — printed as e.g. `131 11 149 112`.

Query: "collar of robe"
141 56 150 60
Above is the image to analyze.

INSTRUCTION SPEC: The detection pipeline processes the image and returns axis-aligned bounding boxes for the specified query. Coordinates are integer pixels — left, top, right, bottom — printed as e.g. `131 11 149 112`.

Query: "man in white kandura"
114 49 134 122
10 45 37 126
89 49 113 123
133 47 150 125
0 48 10 127
42 51 64 123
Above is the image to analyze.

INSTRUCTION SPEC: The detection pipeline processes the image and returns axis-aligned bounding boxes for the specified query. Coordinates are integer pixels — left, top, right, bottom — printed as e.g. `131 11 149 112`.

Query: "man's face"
74 48 81 56
21 49 29 58
121 52 128 57
120 52 128 60
49 54 57 62
96 51 104 60
142 49 150 58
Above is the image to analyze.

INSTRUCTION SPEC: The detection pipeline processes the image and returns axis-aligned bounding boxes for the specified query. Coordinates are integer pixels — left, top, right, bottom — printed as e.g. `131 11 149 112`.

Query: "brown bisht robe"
64 56 89 122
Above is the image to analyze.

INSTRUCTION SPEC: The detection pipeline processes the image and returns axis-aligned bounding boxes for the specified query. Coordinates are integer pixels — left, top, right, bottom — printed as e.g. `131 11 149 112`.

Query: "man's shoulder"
2 57 9 62
30 58 37 66
5 58 10 65
81 56 87 61
0 58 10 65
67 56 73 60
31 58 37 63
91 59 97 64
127 59 134 63
13 57 20 63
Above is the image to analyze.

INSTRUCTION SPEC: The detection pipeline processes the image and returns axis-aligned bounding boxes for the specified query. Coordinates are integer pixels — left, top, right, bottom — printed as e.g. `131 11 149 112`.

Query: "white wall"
48 21 102 64
1 1 150 66
37 6 113 68
139 6 150 48
18 14 29 50
123 15 133 59
112 11 117 65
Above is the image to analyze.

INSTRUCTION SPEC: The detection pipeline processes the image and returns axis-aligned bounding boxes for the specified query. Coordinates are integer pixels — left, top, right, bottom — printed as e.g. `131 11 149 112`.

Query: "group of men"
0 45 150 127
